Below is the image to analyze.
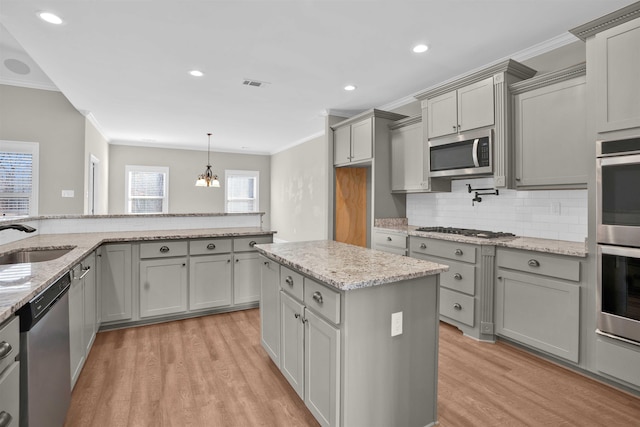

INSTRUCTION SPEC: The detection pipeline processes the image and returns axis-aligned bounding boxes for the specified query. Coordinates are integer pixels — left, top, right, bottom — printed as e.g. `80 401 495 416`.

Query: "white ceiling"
0 1 634 154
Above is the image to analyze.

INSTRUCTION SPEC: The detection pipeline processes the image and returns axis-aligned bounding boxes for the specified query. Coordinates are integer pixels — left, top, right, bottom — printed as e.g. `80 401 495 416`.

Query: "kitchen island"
256 240 448 427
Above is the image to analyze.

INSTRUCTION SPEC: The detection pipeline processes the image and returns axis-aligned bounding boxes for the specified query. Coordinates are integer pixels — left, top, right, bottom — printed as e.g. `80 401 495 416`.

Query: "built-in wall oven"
596 136 640 344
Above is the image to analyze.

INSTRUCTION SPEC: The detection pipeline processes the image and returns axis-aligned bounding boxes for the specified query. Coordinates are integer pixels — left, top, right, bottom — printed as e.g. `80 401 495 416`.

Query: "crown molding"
108 139 271 156
509 62 586 95
83 111 110 142
570 2 640 40
389 114 421 130
271 130 326 155
0 78 59 91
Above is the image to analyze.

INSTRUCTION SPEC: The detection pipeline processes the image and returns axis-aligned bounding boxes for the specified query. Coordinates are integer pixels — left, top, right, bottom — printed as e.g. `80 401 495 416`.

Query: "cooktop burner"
415 226 516 239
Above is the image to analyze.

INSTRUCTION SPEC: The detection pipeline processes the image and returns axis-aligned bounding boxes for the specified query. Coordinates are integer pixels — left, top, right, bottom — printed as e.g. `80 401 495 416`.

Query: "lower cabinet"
280 291 304 398
69 253 97 388
260 256 280 365
0 316 20 427
234 252 261 304
100 244 133 323
140 257 188 318
189 254 232 311
495 248 581 363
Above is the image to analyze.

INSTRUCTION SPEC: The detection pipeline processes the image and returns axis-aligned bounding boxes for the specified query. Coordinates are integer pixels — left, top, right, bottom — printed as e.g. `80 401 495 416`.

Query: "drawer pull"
528 259 540 267
453 303 462 311
420 243 427 249
79 265 91 280
387 236 392 241
159 246 170 253
0 341 12 359
263 261 269 265
249 240 257 247
312 291 324 304
454 273 462 280
0 411 13 427
455 249 463 256
206 243 216 250
285 276 294 287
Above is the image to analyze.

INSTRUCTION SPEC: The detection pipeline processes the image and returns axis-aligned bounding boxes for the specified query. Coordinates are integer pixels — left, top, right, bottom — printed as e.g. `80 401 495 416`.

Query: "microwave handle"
472 138 480 167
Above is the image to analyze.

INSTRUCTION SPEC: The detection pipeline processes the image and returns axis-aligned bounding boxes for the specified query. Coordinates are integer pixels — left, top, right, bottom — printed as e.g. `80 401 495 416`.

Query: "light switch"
391 311 403 337
61 190 75 198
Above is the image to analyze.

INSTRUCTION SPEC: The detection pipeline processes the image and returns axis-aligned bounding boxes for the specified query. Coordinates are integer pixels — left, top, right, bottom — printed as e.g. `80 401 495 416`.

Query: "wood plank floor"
65 309 640 427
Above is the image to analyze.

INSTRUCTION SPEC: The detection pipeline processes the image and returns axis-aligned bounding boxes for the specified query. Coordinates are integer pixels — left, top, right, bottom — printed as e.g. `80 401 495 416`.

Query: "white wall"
108 144 271 228
271 135 328 242
407 177 588 242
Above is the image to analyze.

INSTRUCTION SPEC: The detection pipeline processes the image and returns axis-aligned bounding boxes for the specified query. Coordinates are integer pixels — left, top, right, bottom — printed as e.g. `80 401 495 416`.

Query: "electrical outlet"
391 311 403 337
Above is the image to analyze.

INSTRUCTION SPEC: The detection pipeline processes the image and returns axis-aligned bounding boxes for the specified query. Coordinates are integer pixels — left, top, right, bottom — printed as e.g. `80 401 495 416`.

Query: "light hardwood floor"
65 309 640 426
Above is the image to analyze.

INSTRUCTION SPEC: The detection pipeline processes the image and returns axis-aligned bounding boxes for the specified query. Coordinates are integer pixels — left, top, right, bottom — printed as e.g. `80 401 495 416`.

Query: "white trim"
83 112 110 142
0 77 59 92
0 139 39 216
225 169 259 213
270 130 326 155
124 165 169 214
109 139 271 156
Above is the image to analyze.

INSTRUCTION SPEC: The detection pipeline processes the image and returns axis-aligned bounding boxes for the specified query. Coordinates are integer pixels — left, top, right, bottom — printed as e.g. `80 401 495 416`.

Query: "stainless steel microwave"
429 129 493 178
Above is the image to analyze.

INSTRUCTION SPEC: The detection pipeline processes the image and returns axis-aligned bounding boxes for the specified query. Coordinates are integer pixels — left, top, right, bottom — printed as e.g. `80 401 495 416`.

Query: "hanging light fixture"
195 133 220 187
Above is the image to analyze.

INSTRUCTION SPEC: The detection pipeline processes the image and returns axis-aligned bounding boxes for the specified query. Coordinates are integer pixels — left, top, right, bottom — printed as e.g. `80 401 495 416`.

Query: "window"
225 170 259 213
0 140 39 217
125 165 169 214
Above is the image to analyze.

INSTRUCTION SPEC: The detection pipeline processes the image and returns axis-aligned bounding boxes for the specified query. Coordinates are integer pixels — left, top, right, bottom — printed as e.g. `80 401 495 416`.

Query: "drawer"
373 230 407 250
234 235 273 252
0 316 19 376
497 249 580 282
140 241 188 259
410 237 476 263
189 238 232 255
440 288 474 327
440 261 476 296
304 278 341 325
280 266 304 301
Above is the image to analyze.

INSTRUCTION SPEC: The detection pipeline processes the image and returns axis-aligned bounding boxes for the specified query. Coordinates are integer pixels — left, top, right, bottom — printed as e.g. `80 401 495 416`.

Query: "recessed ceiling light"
344 85 357 91
189 70 204 77
38 12 63 25
413 44 429 53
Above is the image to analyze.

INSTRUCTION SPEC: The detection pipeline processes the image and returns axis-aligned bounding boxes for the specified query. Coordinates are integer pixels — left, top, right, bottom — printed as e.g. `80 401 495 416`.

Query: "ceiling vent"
242 79 269 88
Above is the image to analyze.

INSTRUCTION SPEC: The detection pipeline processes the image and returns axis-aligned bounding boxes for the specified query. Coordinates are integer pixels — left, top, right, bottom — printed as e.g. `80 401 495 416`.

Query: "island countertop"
255 240 449 291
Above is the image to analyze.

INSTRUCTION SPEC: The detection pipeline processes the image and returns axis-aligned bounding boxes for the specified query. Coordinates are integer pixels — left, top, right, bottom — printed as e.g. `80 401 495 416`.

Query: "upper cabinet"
415 60 537 188
426 76 495 139
510 63 588 189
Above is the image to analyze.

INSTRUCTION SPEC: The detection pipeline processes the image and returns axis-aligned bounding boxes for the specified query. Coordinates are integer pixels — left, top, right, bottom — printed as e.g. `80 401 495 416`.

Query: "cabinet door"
101 244 132 322
595 18 640 133
233 252 261 304
0 361 20 427
140 258 188 318
495 269 580 362
82 254 97 356
333 125 351 165
515 76 587 187
69 272 85 388
305 308 340 427
391 121 424 191
189 254 232 311
457 76 494 132
427 90 458 138
260 256 280 365
350 118 373 162
280 291 305 399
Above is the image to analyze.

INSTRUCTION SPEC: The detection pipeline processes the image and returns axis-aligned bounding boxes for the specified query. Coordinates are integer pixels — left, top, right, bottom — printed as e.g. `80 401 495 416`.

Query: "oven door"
596 153 640 246
597 244 640 344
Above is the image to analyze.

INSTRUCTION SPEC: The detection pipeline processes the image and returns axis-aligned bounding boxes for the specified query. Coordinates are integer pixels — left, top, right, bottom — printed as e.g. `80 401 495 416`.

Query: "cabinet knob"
159 245 170 253
206 243 216 250
453 303 462 311
515 177 521 181
387 236 392 241
249 241 257 247
455 249 463 256
312 291 324 304
0 411 13 427
285 276 294 287
454 273 462 280
236 259 239 263
528 259 540 267
0 341 13 360
452 125 457 131
420 243 427 249
263 261 269 265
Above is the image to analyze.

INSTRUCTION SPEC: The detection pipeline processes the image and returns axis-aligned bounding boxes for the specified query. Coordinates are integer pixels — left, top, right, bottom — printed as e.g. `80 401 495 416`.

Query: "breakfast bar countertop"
255 240 449 291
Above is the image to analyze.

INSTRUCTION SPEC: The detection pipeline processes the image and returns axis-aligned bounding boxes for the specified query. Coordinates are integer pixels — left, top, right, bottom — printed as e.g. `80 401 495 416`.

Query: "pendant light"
195 133 220 187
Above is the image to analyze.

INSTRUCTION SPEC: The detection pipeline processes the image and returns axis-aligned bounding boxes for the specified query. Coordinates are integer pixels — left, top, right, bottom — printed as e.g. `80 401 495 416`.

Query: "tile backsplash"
407 178 587 242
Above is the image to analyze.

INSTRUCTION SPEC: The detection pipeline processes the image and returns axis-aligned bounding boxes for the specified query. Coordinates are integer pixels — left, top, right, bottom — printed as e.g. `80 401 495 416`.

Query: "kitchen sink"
0 247 75 265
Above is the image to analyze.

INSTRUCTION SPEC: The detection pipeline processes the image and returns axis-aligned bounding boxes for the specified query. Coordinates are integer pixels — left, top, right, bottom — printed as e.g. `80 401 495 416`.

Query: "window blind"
0 151 33 216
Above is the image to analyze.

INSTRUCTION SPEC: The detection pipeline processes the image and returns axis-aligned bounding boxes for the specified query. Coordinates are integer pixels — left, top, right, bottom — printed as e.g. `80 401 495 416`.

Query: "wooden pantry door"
335 167 367 247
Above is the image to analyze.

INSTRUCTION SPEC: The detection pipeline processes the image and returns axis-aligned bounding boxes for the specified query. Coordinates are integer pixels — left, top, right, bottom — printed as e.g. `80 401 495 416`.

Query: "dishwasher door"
20 291 71 427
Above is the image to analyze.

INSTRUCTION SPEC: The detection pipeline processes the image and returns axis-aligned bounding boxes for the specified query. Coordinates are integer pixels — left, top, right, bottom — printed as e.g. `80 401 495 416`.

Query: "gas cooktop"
415 227 516 239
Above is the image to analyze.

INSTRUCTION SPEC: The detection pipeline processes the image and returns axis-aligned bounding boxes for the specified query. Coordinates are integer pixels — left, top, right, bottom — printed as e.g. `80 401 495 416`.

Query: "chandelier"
195 133 220 187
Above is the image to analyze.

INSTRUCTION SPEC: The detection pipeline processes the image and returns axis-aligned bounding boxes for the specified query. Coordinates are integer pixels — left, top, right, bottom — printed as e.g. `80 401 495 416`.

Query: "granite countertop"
255 240 448 291
374 225 588 258
0 227 274 323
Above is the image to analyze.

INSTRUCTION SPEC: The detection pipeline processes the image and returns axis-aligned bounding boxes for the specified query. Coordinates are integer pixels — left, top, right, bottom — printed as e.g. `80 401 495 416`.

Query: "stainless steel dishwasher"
17 272 72 427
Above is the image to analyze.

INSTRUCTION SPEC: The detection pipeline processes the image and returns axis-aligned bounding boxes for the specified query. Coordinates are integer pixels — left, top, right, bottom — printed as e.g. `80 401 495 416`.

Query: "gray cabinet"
0 316 19 427
139 241 188 318
372 228 407 256
496 248 581 363
259 256 280 366
233 252 261 304
69 253 96 388
100 243 132 323
391 116 424 192
333 117 373 165
189 253 232 311
426 76 495 139
594 17 640 133
280 290 304 398
511 64 588 188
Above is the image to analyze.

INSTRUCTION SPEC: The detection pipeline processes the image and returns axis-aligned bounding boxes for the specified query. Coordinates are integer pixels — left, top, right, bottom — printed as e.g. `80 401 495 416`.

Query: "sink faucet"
0 224 37 233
